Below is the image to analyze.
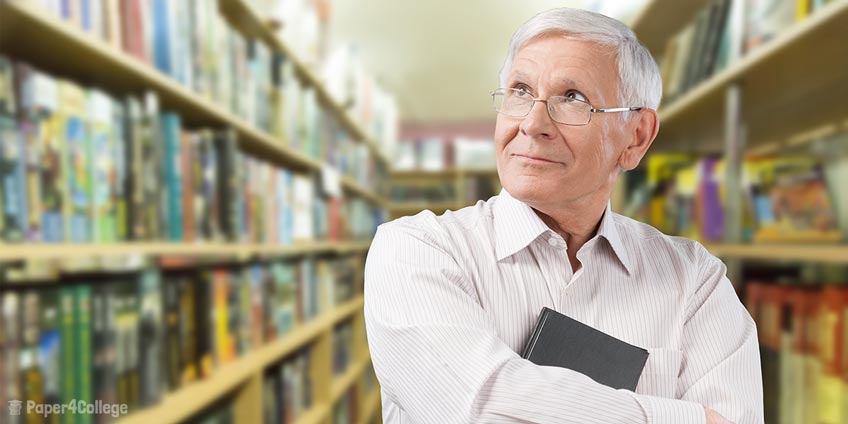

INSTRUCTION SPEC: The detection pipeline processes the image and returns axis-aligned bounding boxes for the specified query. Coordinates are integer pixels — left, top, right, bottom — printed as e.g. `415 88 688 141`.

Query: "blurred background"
0 0 845 423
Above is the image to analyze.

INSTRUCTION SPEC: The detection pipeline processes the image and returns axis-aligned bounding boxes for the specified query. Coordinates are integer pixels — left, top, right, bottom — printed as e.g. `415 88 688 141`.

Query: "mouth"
512 154 562 165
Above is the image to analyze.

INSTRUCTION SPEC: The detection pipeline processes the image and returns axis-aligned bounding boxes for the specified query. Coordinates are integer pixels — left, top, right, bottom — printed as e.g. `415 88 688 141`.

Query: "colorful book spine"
59 287 76 424
74 285 93 424
59 81 91 243
89 90 117 242
138 269 163 406
160 112 183 241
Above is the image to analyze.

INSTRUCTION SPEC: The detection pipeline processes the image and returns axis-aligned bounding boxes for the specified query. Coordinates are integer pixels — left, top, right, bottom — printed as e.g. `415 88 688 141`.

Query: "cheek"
494 116 520 155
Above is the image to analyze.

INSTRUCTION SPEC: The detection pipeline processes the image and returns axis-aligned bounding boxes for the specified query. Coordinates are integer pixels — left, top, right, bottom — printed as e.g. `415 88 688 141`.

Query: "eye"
513 84 533 97
565 90 587 102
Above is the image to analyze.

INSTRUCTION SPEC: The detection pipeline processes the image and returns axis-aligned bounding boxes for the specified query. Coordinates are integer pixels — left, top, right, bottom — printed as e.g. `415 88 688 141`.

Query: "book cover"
178 273 198 385
59 81 91 243
162 274 181 391
160 112 183 241
74 285 93 424
522 307 649 391
89 90 117 243
0 112 26 242
38 289 62 415
137 269 163 407
91 283 117 424
59 287 77 424
112 99 128 242
180 131 196 243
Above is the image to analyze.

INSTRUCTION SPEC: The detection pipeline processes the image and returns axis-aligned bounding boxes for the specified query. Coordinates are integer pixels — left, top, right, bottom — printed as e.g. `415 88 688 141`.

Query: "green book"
59 287 76 424
74 285 93 424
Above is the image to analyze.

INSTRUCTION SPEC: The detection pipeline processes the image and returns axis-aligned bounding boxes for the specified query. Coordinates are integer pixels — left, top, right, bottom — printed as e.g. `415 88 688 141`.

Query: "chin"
503 174 559 204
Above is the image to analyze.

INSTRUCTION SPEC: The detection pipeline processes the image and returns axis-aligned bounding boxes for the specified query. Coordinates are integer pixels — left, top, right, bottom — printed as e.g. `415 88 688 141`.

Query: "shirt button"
548 238 560 247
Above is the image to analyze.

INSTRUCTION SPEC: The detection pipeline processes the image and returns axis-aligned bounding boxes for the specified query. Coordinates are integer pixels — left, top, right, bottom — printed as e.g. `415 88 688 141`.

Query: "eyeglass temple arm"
591 106 644 113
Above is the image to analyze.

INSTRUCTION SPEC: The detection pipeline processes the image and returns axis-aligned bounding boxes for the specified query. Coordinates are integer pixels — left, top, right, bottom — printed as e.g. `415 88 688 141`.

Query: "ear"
617 108 658 171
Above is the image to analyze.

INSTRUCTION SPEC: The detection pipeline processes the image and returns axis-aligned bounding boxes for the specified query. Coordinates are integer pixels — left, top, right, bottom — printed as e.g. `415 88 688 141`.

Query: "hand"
704 407 734 424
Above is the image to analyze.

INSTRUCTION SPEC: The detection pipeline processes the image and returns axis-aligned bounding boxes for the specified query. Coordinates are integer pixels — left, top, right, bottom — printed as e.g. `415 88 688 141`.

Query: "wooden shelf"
629 0 711 56
0 0 384 205
649 0 848 153
220 0 391 167
118 296 364 424
388 201 461 213
391 168 498 179
0 240 372 262
704 243 848 264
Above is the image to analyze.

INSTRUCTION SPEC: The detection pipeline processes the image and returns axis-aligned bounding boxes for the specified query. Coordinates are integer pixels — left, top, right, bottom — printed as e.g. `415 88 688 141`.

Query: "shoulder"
370 198 495 260
610 212 711 266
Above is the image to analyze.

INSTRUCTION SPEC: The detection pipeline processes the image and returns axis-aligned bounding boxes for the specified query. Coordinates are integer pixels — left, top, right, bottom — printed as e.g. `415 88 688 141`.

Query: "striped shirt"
364 189 763 423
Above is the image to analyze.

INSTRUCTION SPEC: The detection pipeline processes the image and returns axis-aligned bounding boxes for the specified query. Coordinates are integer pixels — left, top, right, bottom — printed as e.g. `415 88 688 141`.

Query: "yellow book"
796 0 811 21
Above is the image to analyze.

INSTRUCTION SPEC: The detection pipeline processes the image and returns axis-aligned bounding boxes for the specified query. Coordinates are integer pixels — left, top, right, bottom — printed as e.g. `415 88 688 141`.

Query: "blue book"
152 0 173 76
0 115 26 242
160 112 183 241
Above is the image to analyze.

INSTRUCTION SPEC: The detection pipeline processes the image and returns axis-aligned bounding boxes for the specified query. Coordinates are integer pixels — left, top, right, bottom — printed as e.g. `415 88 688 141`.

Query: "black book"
522 307 649 391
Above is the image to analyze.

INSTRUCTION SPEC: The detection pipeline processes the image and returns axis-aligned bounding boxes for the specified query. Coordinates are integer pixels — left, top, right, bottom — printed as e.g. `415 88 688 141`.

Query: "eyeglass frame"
490 87 644 126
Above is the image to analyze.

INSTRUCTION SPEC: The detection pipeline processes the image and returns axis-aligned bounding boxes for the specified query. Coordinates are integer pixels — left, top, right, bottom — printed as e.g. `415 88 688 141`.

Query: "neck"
525 189 611 272
534 200 607 250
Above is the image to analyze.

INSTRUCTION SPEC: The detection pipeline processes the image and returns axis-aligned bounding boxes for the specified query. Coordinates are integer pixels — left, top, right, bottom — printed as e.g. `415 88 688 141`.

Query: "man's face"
495 35 633 209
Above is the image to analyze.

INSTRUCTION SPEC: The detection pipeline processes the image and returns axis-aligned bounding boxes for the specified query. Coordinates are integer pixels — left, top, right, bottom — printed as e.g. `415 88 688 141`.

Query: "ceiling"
329 0 645 129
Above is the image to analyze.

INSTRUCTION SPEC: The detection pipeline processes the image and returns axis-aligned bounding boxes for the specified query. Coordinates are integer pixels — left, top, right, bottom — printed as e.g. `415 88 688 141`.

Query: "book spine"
180 132 195 243
59 287 77 424
60 81 91 243
160 112 183 241
138 269 163 407
74 285 93 424
0 113 26 242
179 274 197 385
89 90 116 243
113 99 128 242
162 275 181 391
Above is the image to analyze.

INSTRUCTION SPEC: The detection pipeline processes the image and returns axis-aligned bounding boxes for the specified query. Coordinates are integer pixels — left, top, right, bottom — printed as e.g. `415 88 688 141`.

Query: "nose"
519 100 557 140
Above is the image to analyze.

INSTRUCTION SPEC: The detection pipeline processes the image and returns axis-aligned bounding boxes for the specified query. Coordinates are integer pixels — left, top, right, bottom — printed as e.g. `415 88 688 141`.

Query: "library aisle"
0 0 846 423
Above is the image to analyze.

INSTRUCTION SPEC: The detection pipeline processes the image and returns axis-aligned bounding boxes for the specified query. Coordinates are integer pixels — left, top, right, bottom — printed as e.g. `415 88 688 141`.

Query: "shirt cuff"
633 393 706 424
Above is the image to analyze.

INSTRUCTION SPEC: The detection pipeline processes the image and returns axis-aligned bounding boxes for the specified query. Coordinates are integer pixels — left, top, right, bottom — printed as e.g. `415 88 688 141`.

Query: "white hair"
499 7 663 114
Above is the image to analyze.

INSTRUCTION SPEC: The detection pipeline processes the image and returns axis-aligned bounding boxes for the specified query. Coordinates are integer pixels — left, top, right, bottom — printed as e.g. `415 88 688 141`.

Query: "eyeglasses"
491 88 643 126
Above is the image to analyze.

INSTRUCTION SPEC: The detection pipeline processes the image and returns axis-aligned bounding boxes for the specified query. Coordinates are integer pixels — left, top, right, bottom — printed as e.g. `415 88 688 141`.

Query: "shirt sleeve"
673 245 765 424
364 223 706 424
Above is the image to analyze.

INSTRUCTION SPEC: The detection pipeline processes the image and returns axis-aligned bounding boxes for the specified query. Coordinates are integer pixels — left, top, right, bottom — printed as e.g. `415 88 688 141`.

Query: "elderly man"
364 7 762 424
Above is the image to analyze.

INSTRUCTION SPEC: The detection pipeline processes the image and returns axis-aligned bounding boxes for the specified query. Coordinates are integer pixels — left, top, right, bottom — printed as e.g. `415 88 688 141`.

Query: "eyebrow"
508 71 585 92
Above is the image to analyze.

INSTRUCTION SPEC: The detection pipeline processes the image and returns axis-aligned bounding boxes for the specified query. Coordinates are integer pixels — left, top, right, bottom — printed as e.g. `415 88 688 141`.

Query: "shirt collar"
492 188 551 261
492 188 633 275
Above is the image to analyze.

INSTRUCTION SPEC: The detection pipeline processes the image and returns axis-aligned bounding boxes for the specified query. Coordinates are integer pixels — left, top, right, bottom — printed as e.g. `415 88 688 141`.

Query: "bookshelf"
0 241 372 262
704 243 848 264
0 0 386 204
629 0 712 57
630 2 848 422
217 0 392 167
388 168 499 219
0 0 386 423
628 0 848 259
119 297 366 424
646 0 848 154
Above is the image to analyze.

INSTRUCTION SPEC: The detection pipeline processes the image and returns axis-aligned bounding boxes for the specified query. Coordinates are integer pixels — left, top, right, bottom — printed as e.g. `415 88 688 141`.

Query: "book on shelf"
11 0 393 190
264 347 313 424
0 55 384 247
745 279 846 424
0 252 363 422
623 153 844 243
656 0 835 105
